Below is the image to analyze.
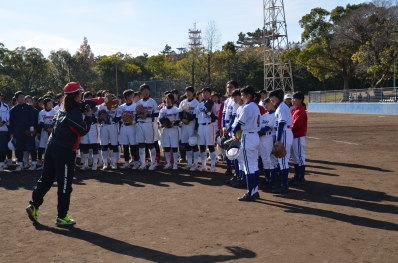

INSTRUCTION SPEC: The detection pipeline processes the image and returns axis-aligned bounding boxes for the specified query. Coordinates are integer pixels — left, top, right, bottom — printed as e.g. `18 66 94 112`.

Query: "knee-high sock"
299 165 306 179
193 151 199 165
112 152 119 166
246 173 255 196
253 171 260 194
200 152 207 166
83 153 89 166
101 150 108 165
173 152 179 165
23 151 29 164
294 164 299 177
264 169 271 181
210 151 216 166
271 168 277 183
186 150 192 165
281 168 289 188
150 148 156 164
139 147 145 165
123 145 130 163
93 154 99 165
165 152 171 164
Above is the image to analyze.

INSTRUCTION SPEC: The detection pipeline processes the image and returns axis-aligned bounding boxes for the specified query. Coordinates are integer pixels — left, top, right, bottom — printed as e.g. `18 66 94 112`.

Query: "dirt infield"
1 113 397 263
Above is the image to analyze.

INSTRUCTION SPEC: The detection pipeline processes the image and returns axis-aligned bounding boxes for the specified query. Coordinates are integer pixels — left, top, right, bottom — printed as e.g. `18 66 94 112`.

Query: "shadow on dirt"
33 224 256 263
306 159 394 173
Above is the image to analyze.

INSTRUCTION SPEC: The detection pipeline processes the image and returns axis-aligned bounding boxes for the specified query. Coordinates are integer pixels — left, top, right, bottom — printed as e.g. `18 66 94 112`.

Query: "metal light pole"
394 59 396 88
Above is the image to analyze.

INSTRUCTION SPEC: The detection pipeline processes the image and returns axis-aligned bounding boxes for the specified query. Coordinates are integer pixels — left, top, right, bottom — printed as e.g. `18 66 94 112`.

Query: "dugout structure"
127 79 187 103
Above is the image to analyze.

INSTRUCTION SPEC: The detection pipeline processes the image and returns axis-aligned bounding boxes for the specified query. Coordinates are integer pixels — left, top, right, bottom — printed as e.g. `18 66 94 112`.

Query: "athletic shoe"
138 164 146 171
15 165 22 172
288 176 300 184
224 168 233 175
121 162 130 169
272 186 289 194
23 162 30 169
163 164 172 170
293 178 306 186
209 165 216 173
172 163 178 170
232 179 247 188
238 193 256 202
253 192 260 199
132 162 141 170
91 164 97 171
148 163 157 170
226 175 238 184
217 154 224 161
178 158 186 163
199 165 208 172
182 164 191 170
80 165 89 171
102 164 109 170
190 164 198 171
55 215 76 226
110 164 117 170
36 160 43 166
26 205 40 223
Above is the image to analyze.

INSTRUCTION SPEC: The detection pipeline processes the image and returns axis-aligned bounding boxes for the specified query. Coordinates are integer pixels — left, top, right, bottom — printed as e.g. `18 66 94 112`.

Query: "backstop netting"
127 79 187 103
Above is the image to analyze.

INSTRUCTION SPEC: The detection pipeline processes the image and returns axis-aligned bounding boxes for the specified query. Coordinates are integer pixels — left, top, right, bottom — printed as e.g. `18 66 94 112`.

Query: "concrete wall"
308 103 398 115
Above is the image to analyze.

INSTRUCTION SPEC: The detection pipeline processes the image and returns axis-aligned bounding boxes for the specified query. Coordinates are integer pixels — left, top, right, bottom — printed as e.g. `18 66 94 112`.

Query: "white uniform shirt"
260 111 276 135
179 98 199 116
0 102 10 132
224 98 239 123
195 100 217 124
231 103 245 131
159 106 180 123
136 98 158 123
237 101 261 133
38 109 56 126
222 97 232 125
275 102 293 128
117 103 136 125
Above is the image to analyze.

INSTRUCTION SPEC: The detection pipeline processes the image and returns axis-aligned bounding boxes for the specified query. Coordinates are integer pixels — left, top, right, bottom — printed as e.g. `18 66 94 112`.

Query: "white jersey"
0 102 10 132
159 106 180 123
178 98 199 116
116 102 136 125
237 101 261 133
275 102 293 128
195 100 217 124
136 98 158 123
38 108 56 126
260 111 276 132
223 97 239 123
231 103 245 131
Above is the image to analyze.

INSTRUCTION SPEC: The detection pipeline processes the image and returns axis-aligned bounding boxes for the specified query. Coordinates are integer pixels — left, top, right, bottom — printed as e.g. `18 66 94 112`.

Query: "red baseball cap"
63 82 84 94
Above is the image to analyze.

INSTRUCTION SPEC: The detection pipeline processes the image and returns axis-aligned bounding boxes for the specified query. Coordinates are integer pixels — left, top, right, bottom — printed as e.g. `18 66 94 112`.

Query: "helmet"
188 134 199 146
226 140 241 160
8 138 17 151
63 82 84 94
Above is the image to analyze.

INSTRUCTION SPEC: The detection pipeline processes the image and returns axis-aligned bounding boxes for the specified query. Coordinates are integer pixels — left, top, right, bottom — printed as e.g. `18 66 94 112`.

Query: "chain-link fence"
127 79 186 103
309 87 398 103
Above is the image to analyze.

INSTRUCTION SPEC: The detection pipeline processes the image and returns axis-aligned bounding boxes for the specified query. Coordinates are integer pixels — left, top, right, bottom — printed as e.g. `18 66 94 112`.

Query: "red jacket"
290 105 307 138
258 105 267 115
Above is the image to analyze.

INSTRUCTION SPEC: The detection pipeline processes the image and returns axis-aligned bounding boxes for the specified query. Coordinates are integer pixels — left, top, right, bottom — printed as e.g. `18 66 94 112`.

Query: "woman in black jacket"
26 82 93 226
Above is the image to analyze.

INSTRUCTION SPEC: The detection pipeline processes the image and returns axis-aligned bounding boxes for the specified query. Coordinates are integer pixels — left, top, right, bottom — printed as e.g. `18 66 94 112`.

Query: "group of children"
0 81 307 202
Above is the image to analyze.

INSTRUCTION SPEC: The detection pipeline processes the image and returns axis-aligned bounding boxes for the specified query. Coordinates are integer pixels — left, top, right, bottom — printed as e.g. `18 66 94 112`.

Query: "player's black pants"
30 142 75 218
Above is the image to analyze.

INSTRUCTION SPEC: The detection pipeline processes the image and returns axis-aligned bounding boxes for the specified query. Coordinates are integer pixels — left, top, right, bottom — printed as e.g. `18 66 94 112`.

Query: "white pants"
160 127 179 148
180 121 195 143
291 136 306 166
39 129 50 148
241 132 260 174
259 134 276 170
197 123 215 146
99 124 119 146
81 124 99 144
272 129 293 170
119 124 137 145
136 122 155 144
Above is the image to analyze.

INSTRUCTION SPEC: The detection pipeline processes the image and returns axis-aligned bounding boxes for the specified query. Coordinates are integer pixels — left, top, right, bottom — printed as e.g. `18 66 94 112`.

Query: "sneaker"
199 165 208 172
15 165 22 172
91 164 97 171
172 163 178 170
253 192 260 199
224 168 233 175
178 158 187 163
138 164 146 171
272 185 289 194
121 162 130 169
148 163 157 170
28 163 36 170
190 164 198 171
293 178 306 186
23 162 30 169
80 165 89 171
217 155 224 161
209 165 216 173
232 179 247 188
288 176 300 184
102 164 109 170
55 215 76 226
226 175 238 184
163 164 172 170
238 193 256 202
26 205 40 223
132 162 141 170
182 164 192 170
110 164 117 170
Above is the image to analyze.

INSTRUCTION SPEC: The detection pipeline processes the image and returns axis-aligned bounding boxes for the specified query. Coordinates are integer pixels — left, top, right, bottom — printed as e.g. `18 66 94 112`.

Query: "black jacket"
49 103 92 151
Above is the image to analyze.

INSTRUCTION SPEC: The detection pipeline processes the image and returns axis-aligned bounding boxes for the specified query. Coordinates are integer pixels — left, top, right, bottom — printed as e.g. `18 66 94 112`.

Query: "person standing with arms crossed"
25 82 99 226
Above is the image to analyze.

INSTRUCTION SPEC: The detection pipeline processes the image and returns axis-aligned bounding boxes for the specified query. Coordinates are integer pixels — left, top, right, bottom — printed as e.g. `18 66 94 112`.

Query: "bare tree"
203 20 222 86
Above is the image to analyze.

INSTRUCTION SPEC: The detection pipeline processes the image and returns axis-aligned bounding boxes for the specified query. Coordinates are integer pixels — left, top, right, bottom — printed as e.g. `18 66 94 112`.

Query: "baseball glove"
220 134 231 149
272 141 287 158
159 117 172 128
135 105 147 119
23 129 37 137
222 137 235 150
105 94 119 111
122 112 133 125
98 109 110 124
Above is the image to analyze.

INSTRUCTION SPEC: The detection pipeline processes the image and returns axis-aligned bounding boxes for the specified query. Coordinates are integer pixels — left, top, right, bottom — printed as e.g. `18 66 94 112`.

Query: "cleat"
199 165 208 172
26 205 40 223
288 176 300 184
293 178 306 186
190 164 198 171
80 165 89 171
102 165 109 170
148 163 157 170
238 193 256 202
138 164 146 171
110 164 117 170
132 162 141 170
272 185 289 194
121 163 130 169
28 164 36 170
232 179 247 188
163 164 172 170
172 163 178 170
15 165 22 172
23 162 30 169
226 175 238 184
91 164 97 171
253 192 260 199
55 215 76 226
209 165 216 173
182 164 191 170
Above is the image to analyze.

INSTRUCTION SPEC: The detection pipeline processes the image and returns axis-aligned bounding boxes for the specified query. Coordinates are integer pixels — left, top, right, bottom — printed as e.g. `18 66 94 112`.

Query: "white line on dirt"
307 136 321 140
332 140 360 145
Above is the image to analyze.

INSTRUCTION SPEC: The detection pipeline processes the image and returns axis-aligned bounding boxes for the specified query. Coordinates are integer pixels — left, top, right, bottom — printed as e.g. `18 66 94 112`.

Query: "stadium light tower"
188 23 202 88
263 0 294 92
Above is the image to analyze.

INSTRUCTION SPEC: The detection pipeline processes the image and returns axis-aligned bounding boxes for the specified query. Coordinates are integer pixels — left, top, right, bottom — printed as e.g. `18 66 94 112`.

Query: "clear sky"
0 0 365 57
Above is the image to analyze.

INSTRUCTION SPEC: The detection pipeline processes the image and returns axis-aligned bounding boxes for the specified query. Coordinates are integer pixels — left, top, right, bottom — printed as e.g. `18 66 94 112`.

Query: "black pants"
30 143 76 218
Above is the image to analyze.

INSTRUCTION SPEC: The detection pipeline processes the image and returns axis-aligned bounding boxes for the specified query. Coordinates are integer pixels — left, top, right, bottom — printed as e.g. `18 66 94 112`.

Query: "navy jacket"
9 103 36 134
